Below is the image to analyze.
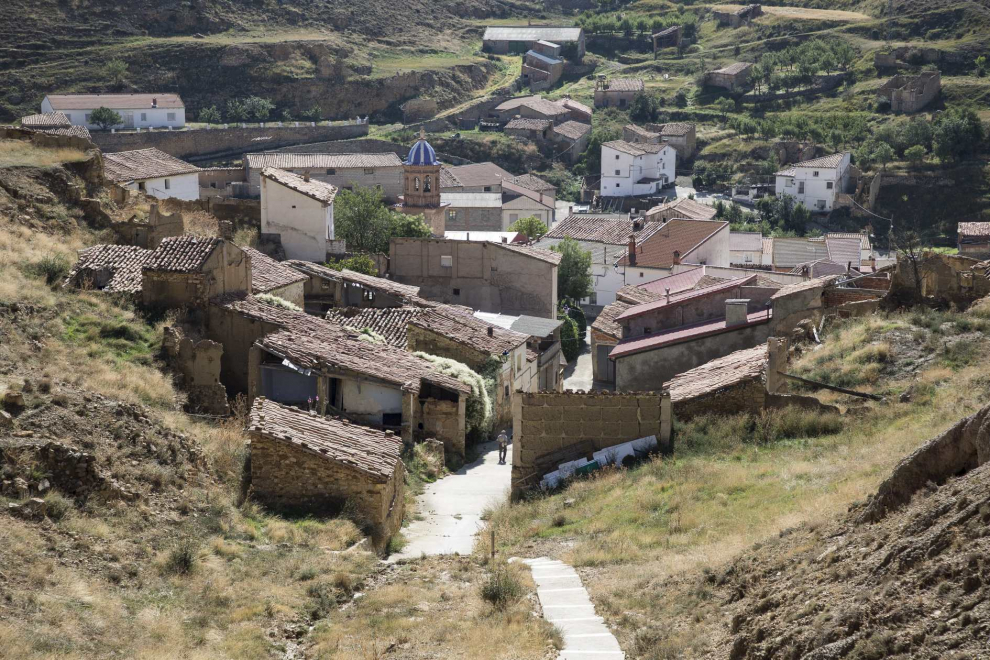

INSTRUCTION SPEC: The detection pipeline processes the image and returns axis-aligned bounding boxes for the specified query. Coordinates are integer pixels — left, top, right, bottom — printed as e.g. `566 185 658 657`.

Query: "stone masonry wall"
673 377 766 421
249 434 404 551
91 123 369 163
419 397 466 459
824 288 883 307
511 391 661 497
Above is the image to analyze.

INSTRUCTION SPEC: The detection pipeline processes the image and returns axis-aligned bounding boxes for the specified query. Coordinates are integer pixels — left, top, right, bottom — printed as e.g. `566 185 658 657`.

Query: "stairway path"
514 557 625 660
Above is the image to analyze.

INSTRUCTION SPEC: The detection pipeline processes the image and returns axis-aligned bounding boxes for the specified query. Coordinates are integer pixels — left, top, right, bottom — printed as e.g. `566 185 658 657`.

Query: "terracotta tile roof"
498 241 563 265
41 125 92 140
646 197 717 221
440 167 462 188
513 97 571 118
45 93 184 110
63 244 153 294
552 120 591 141
603 140 667 156
789 259 850 278
283 261 422 300
591 300 633 338
558 97 592 116
104 148 200 183
775 152 848 176
247 398 402 481
325 307 424 348
770 275 840 300
730 231 764 252
21 112 70 128
615 284 663 304
145 236 223 273
442 162 515 188
617 274 756 321
618 219 729 268
510 173 556 193
241 247 307 294
213 293 330 332
261 167 337 204
714 62 753 75
602 78 644 92
410 305 528 355
658 122 694 136
505 117 552 131
666 344 767 402
624 124 660 140
694 274 733 288
762 237 774 257
610 310 772 359
258 325 471 395
244 153 403 170
958 222 990 238
633 267 707 298
546 214 665 245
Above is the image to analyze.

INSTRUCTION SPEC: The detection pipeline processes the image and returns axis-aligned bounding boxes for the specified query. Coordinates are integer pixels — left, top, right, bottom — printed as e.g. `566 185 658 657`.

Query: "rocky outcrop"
1 441 137 501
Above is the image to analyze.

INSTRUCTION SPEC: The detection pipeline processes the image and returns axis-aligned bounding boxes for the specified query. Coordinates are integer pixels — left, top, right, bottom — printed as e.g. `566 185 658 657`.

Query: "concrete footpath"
516 557 625 660
390 440 510 560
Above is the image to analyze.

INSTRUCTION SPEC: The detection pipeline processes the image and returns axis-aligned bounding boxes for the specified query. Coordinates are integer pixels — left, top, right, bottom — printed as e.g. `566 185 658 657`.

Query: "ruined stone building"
521 44 565 91
259 167 338 263
241 247 307 308
112 203 184 250
246 397 405 551
878 71 940 114
244 152 404 202
594 77 645 109
645 122 697 158
389 237 561 318
283 261 425 314
141 236 250 308
652 26 681 54
19 111 91 140
887 252 990 306
958 222 990 258
325 307 427 348
713 4 763 27
104 148 201 201
505 117 553 142
550 121 592 164
705 62 754 91
63 244 153 297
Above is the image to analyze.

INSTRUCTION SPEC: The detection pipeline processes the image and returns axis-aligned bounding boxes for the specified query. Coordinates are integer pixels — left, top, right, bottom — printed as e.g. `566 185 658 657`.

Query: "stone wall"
673 377 766 420
824 287 884 307
249 434 404 551
511 391 661 497
418 397 467 460
162 326 229 415
90 123 370 163
276 138 408 157
0 441 136 502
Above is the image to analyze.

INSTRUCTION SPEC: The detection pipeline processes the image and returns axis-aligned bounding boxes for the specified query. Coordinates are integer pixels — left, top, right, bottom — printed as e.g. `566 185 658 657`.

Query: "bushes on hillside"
675 408 843 453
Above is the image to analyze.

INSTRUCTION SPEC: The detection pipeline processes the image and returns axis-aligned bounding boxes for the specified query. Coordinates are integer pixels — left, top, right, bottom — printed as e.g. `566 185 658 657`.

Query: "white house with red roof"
774 152 851 212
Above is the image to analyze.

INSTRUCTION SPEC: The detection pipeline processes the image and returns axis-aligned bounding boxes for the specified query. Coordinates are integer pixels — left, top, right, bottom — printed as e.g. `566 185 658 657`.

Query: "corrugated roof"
617 274 756 321
104 148 200 182
730 231 763 252
145 236 222 273
46 93 184 110
261 167 337 204
510 315 564 338
770 275 839 300
325 307 425 348
525 50 562 67
245 152 403 170
666 344 767 403
610 310 771 359
247 398 401 481
241 247 307 294
63 244 153 294
825 236 862 268
618 219 729 268
646 197 717 221
483 26 584 42
772 237 829 268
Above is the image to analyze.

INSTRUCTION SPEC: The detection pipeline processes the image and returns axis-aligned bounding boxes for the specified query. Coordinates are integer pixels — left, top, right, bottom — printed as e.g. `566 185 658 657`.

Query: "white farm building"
41 94 185 130
103 148 201 201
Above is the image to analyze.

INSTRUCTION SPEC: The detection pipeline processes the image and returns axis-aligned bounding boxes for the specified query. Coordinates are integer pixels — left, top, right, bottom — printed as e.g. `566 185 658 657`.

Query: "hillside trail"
389 439 510 561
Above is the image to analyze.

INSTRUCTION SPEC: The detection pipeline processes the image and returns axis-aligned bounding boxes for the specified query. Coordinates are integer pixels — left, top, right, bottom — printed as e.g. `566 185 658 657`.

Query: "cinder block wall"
511 391 661 497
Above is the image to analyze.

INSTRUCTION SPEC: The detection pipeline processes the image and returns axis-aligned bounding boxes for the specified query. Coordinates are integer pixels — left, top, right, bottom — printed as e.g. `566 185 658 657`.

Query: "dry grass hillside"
0 138 558 659
482 304 990 658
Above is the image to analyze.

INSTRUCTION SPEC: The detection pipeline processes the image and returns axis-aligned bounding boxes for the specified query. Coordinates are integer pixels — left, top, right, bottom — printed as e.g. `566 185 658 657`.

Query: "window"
424 175 431 192
619 98 627 108
414 176 420 191
452 288 460 296
326 168 336 175
745 253 753 263
643 327 651 335
504 385 510 397
812 171 819 177
639 272 643 278
364 168 375 175
483 186 492 192
164 179 170 190
787 179 794 187
167 112 176 122
817 200 826 210
798 182 805 194
140 113 147 122
615 169 621 175
440 255 453 268
138 182 146 192
291 205 296 209
84 113 91 123
447 210 458 220
826 181 834 190
509 213 519 223
615 154 620 160
615 183 620 188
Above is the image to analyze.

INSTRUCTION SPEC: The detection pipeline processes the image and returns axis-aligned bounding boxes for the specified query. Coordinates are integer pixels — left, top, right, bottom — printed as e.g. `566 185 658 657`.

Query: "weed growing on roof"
255 292 301 311
414 352 493 436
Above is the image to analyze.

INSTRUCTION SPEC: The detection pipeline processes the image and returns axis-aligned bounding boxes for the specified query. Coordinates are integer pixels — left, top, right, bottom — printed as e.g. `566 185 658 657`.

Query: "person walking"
497 429 509 464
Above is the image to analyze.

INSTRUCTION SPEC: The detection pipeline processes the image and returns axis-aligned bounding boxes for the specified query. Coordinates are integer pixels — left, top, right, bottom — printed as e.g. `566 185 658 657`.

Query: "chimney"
487 326 494 337
632 218 643 232
466 232 470 241
725 299 750 327
152 97 157 108
672 250 681 265
627 234 636 265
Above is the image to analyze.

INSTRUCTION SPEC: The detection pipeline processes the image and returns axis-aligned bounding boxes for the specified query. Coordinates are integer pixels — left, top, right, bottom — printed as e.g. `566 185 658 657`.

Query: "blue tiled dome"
406 137 439 166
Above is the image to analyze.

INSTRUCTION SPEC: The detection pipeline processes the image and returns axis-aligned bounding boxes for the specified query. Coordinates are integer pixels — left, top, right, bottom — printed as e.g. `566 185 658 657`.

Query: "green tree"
390 212 433 239
89 106 122 130
508 215 548 240
976 55 987 77
551 237 593 302
714 97 734 123
104 58 128 88
872 141 895 171
326 254 378 275
225 99 247 122
334 185 394 253
933 108 984 163
198 106 222 124
905 144 926 165
242 96 275 121
558 314 581 362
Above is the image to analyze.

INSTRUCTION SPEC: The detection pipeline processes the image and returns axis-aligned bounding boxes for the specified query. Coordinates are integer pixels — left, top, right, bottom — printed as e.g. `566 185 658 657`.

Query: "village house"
441 162 556 200
406 305 532 427
396 133 447 236
502 180 555 227
594 77 645 109
41 93 185 129
557 97 593 123
491 96 571 125
141 236 251 308
652 26 681 55
713 4 763 27
249 321 472 457
111 203 184 249
705 62 754 91
390 237 561 318
473 312 565 392
246 397 405 551
774 152 852 212
104 148 201 201
62 244 153 297
325 307 427 348
259 167 338 263
20 111 92 139
645 197 717 223
533 213 668 308
244 152 404 202
648 122 697 158
729 231 765 267
958 222 990 258
505 117 553 142
620 219 730 284
283 260 424 314
241 247 307 308
440 164 556 231
521 46 565 91
550 120 592 164
600 140 677 198
878 71 941 114
439 192 505 232
482 25 585 57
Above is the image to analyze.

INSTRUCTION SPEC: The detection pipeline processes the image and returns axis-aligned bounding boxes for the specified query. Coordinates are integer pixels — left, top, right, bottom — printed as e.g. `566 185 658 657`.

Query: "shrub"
479 562 523 610
413 352 493 437
560 298 587 336
255 292 302 311
32 253 70 285
43 491 74 521
163 540 198 575
559 315 581 362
